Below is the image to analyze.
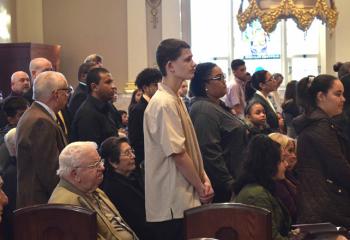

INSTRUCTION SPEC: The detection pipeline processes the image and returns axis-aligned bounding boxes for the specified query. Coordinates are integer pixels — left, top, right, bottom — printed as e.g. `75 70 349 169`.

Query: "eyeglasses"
76 158 104 169
208 74 226 82
57 87 73 94
120 148 135 158
264 77 275 84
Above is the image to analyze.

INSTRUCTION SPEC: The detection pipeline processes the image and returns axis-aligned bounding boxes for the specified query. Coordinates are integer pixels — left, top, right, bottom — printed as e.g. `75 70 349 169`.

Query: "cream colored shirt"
143 82 204 222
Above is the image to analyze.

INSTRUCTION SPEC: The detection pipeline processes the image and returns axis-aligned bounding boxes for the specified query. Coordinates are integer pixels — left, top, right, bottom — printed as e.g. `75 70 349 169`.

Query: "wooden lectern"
0 43 61 96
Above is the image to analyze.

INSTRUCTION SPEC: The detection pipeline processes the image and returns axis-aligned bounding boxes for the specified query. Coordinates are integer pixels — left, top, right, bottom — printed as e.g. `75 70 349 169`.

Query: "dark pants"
148 218 184 240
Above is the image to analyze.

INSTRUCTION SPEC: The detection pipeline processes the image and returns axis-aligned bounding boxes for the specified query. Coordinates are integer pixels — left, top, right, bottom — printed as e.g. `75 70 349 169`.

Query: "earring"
205 88 208 91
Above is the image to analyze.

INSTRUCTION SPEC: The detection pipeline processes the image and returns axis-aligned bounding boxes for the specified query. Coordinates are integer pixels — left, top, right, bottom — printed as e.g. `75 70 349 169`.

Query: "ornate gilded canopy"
237 0 338 33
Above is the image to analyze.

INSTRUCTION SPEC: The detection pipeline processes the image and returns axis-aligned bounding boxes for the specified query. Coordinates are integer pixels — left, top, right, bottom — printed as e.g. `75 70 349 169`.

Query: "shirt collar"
256 90 276 113
35 100 56 120
142 94 151 103
158 82 179 99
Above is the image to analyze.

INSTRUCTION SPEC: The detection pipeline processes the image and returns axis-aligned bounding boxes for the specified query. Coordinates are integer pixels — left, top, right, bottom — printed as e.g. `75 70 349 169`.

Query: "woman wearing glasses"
246 70 279 131
189 62 248 202
100 136 155 240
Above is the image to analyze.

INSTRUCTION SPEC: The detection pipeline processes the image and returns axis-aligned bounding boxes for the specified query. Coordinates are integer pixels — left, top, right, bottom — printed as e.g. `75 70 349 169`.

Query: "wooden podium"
0 43 61 96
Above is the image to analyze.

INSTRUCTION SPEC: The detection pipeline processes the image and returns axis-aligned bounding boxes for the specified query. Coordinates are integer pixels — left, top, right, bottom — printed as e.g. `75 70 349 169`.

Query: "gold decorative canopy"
237 0 338 33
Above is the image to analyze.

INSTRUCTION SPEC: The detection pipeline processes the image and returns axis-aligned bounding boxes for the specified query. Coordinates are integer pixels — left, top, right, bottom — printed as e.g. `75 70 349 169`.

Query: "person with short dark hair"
224 59 247 118
128 68 161 166
68 62 98 117
144 39 214 240
0 97 29 144
70 67 118 146
294 74 350 227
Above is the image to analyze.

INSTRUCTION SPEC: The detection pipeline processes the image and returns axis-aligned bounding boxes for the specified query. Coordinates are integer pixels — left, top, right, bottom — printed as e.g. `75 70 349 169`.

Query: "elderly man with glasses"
49 141 138 240
16 71 69 208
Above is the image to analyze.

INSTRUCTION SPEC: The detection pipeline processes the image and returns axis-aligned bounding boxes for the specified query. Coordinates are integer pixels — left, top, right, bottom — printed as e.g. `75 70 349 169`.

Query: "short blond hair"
268 132 294 148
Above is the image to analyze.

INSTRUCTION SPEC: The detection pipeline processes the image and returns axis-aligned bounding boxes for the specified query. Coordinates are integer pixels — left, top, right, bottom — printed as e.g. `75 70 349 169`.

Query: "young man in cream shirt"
143 38 214 240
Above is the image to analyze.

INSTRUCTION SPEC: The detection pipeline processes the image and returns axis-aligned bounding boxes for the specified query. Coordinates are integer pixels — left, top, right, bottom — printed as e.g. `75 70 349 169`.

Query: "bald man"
29 57 53 80
23 58 53 101
0 71 31 128
8 71 31 97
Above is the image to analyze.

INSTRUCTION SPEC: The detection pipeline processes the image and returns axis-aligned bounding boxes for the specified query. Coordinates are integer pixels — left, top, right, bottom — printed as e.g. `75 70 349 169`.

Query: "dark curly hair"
233 134 281 195
189 62 217 97
135 68 162 90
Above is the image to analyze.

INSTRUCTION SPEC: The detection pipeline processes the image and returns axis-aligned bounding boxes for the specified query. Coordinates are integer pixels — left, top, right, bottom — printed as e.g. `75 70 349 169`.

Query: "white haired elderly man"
16 71 68 208
49 141 138 240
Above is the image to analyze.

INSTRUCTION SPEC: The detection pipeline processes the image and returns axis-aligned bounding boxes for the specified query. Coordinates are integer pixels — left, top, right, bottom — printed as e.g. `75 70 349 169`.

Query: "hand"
199 181 214 204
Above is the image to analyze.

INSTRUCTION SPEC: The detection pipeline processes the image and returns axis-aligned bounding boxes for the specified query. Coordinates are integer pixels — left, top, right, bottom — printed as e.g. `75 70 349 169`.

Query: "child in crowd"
245 101 271 138
118 110 128 136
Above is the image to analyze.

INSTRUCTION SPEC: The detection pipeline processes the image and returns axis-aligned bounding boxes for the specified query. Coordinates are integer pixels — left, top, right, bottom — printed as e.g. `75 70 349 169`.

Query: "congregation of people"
0 38 349 240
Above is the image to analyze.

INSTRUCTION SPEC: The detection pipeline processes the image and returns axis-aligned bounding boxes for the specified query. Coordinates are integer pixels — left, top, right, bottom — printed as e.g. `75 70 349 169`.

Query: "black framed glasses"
208 74 226 82
120 148 135 158
57 87 73 94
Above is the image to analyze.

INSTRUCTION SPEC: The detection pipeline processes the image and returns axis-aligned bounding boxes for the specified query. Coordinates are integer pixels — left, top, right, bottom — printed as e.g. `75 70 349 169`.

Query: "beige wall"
42 0 128 90
16 0 43 43
334 0 350 64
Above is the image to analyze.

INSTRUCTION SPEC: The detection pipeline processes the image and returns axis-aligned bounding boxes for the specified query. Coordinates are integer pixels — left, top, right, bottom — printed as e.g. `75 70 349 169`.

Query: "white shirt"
143 83 201 222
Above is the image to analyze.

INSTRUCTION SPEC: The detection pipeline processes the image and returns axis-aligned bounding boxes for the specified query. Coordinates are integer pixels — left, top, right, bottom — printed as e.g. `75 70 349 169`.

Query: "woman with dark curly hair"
189 62 248 202
233 134 290 240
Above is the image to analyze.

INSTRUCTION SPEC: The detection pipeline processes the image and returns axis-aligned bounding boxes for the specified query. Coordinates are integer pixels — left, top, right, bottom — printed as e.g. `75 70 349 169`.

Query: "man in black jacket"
70 67 118 146
128 68 162 166
68 62 97 118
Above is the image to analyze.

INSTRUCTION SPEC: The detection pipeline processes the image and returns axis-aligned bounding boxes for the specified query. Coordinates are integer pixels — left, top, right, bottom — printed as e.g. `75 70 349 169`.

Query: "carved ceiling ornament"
237 0 338 33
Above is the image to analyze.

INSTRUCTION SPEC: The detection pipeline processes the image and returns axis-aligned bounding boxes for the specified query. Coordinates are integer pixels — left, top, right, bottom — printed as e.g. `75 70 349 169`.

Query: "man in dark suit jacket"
68 62 97 118
128 68 161 166
70 67 118 146
16 71 69 208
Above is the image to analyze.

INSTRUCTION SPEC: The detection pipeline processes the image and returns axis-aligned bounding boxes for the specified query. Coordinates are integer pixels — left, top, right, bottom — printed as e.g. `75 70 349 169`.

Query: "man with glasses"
16 71 69 208
49 141 138 240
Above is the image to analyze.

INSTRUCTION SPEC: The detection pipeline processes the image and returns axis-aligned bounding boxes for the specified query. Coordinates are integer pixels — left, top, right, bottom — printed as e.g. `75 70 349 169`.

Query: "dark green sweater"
234 184 291 240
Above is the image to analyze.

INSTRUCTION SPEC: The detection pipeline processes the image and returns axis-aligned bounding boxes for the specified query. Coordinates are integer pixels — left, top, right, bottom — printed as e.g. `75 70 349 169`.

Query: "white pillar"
126 0 148 92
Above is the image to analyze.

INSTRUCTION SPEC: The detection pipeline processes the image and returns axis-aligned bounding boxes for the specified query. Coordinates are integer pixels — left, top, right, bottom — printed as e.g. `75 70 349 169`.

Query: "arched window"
190 0 325 86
